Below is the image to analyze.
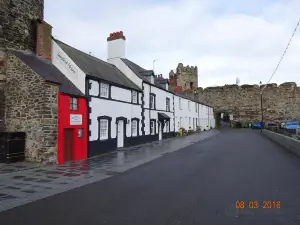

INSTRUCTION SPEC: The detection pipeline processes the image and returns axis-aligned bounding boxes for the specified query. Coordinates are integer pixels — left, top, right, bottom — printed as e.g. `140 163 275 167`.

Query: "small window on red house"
70 97 78 111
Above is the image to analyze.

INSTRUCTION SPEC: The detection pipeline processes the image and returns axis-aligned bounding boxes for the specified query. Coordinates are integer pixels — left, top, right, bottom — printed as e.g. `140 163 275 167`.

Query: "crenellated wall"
199 82 300 122
169 63 198 92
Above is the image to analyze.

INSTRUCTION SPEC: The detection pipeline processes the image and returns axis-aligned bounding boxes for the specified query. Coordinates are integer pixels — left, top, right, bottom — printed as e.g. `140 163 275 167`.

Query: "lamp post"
260 81 264 133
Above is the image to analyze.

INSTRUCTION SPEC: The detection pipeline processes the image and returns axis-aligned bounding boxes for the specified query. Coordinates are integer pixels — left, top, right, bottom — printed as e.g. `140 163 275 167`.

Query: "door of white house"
159 122 162 141
117 120 124 148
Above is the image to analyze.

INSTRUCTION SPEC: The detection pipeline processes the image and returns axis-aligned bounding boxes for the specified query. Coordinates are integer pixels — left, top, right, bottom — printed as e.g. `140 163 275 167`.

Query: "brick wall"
5 53 58 163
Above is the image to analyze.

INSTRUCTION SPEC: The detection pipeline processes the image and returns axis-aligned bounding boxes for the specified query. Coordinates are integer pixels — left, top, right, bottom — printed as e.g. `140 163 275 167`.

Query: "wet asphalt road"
1 129 300 225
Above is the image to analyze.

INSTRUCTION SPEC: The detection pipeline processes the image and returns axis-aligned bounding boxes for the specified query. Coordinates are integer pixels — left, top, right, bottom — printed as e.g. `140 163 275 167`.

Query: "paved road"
1 129 300 224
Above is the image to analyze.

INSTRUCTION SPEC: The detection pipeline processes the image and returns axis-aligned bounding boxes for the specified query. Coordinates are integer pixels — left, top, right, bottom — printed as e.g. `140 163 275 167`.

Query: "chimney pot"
107 31 126 59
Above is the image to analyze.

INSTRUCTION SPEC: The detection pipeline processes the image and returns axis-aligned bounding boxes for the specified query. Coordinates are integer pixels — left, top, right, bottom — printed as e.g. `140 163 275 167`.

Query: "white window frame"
99 119 109 140
150 95 155 109
166 98 170 111
189 117 191 127
132 91 138 103
70 97 78 111
150 121 155 135
100 82 109 98
131 120 138 136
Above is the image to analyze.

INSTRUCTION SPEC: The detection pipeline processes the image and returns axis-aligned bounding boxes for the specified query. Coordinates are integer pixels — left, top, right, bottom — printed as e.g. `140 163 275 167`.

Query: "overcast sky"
44 0 300 88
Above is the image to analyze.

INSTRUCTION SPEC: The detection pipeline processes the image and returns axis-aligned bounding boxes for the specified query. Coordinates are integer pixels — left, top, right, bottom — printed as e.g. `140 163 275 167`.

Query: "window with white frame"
166 98 170 111
70 97 78 111
195 103 198 112
131 120 137 136
100 82 109 98
188 101 191 110
150 94 155 109
189 117 191 127
132 91 138 103
99 119 108 140
179 98 182 109
150 120 155 135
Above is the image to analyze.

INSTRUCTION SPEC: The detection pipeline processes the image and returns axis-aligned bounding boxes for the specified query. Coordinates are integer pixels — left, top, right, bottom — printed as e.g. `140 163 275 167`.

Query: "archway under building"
215 112 231 128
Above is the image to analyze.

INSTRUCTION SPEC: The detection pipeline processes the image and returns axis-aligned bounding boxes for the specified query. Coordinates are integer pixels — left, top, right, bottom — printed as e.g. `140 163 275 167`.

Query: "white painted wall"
89 98 142 140
143 83 175 135
88 79 142 141
173 95 215 132
174 95 200 132
107 58 143 88
107 39 125 59
51 40 86 94
111 86 131 102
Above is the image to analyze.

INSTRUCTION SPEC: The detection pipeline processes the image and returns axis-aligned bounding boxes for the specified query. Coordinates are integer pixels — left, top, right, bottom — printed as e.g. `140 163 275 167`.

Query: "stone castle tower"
0 0 44 131
168 63 199 93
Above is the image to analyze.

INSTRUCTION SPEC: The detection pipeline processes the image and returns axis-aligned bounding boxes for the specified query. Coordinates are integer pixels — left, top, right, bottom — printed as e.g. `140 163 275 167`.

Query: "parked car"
265 122 279 130
285 121 300 134
251 121 262 129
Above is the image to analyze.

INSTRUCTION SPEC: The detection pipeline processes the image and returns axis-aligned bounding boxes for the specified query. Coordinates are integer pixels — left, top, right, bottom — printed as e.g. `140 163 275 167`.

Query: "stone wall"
0 0 44 51
200 82 300 122
5 53 58 163
0 50 6 131
169 63 198 92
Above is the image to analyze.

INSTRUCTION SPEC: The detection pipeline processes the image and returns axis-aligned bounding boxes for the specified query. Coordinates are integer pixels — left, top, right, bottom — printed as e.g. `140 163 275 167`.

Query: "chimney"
36 20 52 60
107 31 126 60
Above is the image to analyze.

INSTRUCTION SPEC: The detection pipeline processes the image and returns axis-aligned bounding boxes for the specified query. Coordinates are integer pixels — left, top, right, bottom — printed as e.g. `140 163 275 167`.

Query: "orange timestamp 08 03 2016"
236 200 281 209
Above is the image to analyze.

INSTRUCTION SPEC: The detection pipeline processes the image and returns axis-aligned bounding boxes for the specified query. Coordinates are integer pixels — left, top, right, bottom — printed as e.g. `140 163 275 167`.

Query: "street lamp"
259 81 264 133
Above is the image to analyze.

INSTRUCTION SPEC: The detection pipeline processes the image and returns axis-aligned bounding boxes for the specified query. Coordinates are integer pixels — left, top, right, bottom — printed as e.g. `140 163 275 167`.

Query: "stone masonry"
0 0 45 132
168 63 300 123
5 53 58 163
0 0 44 51
169 63 198 92
200 82 300 123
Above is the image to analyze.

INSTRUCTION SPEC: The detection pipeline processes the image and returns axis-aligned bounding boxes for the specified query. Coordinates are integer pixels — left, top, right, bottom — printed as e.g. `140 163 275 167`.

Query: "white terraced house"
51 31 215 158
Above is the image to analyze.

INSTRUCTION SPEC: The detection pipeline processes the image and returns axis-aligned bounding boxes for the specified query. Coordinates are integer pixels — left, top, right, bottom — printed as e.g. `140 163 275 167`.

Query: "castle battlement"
202 82 300 92
168 63 199 93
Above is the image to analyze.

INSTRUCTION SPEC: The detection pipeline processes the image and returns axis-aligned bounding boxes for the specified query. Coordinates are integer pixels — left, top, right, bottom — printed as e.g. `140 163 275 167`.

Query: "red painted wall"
57 91 88 164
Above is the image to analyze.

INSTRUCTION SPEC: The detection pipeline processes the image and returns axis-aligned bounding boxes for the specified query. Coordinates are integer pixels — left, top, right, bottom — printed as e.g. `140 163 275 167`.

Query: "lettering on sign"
56 52 78 76
70 114 82 125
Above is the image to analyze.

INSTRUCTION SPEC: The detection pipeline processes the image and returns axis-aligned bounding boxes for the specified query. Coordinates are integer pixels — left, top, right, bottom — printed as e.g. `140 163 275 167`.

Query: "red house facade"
57 92 88 164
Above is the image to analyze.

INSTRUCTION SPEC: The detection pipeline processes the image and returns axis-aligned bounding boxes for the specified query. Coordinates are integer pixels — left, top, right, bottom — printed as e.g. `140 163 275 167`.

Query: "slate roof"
121 58 212 107
54 39 141 91
10 50 84 97
121 58 167 88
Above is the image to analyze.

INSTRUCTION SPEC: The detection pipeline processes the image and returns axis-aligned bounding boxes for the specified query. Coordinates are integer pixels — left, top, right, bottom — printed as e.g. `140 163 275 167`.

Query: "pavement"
1 128 300 224
0 130 218 213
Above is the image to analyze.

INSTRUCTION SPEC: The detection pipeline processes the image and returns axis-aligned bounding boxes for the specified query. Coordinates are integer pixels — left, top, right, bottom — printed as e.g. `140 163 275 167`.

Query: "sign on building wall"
70 114 82 125
56 52 78 77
